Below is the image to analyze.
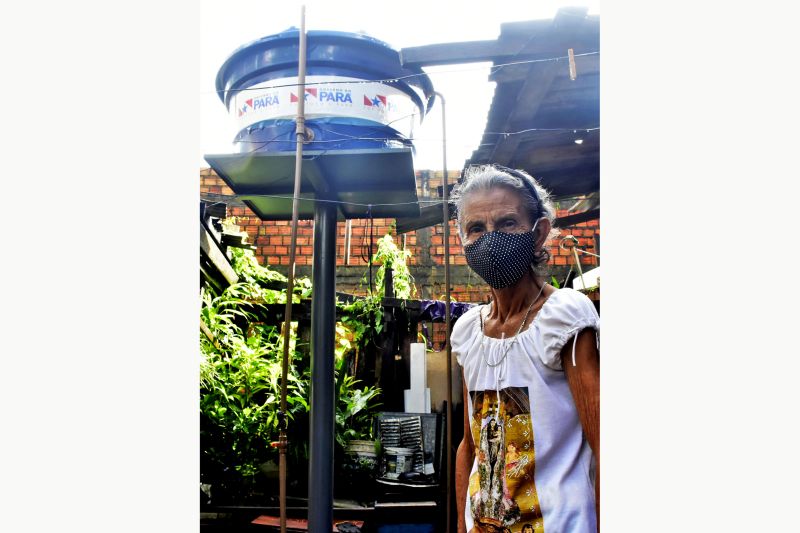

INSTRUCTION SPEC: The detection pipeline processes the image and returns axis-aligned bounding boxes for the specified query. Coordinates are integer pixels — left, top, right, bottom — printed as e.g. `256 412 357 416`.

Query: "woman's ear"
534 218 552 249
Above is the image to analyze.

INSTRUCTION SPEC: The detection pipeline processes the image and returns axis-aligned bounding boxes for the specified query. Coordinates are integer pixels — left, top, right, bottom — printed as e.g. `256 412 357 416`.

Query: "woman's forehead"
462 187 525 218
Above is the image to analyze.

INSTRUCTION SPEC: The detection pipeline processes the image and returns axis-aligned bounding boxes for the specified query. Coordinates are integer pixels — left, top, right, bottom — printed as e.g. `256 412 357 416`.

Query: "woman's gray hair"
451 164 559 273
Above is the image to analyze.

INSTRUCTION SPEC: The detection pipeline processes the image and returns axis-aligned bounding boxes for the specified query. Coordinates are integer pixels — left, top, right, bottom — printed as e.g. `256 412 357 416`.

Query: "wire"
483 127 600 136
230 125 600 145
359 217 370 263
204 192 448 208
199 192 602 230
311 113 418 141
210 51 600 96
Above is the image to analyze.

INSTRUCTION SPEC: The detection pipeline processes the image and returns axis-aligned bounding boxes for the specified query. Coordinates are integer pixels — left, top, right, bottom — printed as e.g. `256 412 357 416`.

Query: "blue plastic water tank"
215 29 435 153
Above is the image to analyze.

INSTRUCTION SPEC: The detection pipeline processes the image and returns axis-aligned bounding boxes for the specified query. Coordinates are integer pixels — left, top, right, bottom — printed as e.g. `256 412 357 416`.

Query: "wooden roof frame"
397 7 600 233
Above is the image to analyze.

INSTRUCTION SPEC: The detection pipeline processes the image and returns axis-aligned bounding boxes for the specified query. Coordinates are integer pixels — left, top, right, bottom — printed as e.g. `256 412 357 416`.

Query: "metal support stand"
308 194 338 533
434 90 453 533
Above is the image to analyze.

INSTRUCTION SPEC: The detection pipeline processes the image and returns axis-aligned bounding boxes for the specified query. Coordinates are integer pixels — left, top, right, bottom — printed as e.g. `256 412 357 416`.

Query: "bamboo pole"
278 7 307 533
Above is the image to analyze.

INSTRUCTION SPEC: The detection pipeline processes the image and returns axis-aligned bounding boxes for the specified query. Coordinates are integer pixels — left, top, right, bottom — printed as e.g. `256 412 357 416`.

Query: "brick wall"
201 168 600 304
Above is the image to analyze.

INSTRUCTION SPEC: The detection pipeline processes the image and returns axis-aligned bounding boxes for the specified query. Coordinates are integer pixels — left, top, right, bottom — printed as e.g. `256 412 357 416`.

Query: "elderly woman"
451 165 600 533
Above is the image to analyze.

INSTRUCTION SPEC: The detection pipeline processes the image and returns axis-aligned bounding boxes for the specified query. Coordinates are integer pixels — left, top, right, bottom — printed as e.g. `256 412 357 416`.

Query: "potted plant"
333 324 382 501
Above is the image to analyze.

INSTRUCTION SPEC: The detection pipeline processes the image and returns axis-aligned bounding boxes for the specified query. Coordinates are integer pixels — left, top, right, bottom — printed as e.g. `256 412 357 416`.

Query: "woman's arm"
455 374 474 533
562 328 600 530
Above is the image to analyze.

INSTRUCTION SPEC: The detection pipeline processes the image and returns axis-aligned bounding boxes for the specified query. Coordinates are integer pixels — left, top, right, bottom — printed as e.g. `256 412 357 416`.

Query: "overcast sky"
200 0 600 171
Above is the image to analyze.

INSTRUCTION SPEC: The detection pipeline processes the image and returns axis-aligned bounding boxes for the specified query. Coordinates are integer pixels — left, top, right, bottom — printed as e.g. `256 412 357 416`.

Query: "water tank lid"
215 28 434 113
223 28 398 61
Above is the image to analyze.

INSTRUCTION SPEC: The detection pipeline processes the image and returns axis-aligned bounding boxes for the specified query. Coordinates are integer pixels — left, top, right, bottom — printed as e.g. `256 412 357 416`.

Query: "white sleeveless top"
452 288 599 533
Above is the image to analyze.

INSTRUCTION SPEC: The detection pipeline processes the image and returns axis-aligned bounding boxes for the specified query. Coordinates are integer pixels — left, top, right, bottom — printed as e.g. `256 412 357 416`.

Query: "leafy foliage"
200 285 309 486
200 240 382 497
338 294 384 344
228 246 313 304
368 233 416 299
335 375 382 449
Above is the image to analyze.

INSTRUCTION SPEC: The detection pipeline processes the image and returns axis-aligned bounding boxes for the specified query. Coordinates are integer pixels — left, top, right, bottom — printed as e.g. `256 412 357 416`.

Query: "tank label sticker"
229 76 421 137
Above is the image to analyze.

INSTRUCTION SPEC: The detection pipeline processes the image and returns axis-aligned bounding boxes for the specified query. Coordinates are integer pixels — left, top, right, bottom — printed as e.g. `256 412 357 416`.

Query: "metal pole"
344 219 352 265
278 7 307 533
434 91 453 533
308 190 337 533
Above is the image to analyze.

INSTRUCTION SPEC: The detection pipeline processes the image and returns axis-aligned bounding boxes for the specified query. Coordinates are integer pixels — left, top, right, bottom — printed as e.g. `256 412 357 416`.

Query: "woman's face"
460 186 533 246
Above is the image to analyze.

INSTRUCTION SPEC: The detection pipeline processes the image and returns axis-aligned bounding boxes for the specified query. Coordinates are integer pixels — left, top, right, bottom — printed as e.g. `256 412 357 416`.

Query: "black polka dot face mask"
463 224 539 289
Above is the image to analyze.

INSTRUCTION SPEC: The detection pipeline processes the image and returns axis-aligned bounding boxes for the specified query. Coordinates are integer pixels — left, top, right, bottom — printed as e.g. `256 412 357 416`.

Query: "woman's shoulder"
540 287 598 318
451 304 485 363
534 288 599 343
533 288 599 370
452 303 484 338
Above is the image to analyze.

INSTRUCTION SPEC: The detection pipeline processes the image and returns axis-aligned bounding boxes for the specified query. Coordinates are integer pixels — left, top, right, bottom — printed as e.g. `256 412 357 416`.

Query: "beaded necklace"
478 282 547 368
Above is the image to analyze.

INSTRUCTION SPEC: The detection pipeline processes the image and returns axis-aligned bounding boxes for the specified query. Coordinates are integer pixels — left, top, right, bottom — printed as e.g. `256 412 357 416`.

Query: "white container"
384 446 414 479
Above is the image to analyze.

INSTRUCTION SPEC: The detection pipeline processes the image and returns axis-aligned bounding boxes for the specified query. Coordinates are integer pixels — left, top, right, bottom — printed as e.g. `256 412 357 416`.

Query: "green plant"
334 350 382 450
368 233 416 299
338 294 384 342
228 246 312 304
229 246 287 285
201 246 385 499
200 285 309 490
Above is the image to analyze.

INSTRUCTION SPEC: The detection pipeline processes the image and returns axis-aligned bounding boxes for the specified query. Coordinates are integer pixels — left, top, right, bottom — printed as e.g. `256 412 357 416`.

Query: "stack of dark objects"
371 412 444 531
374 413 443 494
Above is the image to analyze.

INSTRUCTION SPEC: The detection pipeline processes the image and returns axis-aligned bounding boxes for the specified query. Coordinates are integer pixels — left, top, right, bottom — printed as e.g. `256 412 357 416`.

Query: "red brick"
275 246 288 255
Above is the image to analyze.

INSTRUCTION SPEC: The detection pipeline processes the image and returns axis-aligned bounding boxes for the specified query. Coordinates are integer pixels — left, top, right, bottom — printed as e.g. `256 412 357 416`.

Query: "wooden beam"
396 204 599 234
200 224 239 286
221 233 257 251
553 208 599 228
201 200 227 220
399 40 502 68
489 60 561 165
